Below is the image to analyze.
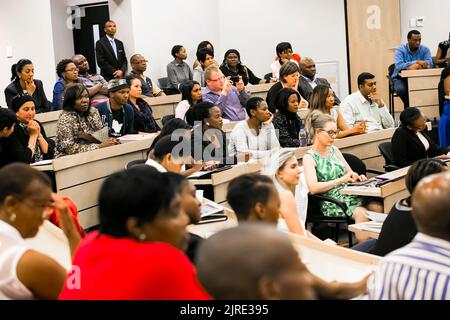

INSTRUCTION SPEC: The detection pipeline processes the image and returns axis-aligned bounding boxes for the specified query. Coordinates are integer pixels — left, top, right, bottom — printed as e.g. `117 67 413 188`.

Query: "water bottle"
299 127 308 147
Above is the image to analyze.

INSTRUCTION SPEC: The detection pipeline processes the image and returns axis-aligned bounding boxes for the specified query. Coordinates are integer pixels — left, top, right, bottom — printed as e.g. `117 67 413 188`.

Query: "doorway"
71 2 109 74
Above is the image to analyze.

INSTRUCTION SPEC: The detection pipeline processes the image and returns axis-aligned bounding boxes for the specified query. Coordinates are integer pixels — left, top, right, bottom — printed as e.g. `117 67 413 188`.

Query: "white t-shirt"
175 100 191 121
416 131 430 151
0 220 34 300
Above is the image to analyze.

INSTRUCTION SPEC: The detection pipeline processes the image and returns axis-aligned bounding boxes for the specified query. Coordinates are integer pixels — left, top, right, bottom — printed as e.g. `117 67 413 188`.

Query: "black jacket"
2 120 54 165
391 125 450 168
95 36 128 81
4 79 51 113
298 76 341 105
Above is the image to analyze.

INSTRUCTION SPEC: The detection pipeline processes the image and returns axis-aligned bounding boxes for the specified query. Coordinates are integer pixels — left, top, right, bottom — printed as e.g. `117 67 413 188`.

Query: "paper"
365 211 387 223
30 160 53 166
118 134 151 142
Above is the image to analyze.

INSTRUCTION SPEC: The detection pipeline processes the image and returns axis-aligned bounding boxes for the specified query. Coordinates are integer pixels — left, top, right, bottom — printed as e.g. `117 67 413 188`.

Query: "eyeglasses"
65 67 79 73
320 129 339 137
208 76 225 82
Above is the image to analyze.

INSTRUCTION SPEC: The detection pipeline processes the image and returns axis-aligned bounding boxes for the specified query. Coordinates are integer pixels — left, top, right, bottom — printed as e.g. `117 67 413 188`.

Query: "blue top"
202 86 249 121
52 78 66 111
392 43 433 79
94 100 135 136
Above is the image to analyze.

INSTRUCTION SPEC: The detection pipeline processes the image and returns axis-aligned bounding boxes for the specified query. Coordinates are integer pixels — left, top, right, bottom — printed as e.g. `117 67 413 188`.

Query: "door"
345 0 401 103
71 2 109 74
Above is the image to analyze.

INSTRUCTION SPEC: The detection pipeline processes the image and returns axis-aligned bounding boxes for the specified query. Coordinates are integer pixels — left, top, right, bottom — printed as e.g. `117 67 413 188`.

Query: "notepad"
365 210 388 223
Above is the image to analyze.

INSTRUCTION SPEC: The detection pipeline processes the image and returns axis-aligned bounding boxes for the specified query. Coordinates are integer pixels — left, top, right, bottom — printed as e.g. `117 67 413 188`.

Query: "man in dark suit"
95 20 128 81
298 57 340 105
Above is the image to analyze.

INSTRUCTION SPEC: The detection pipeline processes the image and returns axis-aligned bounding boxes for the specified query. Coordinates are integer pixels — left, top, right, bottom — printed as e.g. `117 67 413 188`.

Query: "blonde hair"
304 110 335 144
204 65 220 81
262 148 296 192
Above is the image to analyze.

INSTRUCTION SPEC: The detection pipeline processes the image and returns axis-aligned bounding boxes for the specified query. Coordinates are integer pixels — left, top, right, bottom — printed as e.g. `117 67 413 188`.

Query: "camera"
230 76 240 84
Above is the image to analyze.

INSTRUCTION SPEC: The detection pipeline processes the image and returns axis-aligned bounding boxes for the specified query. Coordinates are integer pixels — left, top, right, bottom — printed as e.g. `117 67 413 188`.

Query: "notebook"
195 202 228 224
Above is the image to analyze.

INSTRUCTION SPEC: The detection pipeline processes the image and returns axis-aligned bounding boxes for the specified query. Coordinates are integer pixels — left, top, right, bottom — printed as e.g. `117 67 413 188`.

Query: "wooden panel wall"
346 0 401 103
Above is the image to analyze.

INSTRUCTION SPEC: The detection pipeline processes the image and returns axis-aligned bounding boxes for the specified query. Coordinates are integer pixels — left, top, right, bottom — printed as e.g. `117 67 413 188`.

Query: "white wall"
51 0 74 65
216 0 348 99
400 0 450 57
0 0 56 107
109 0 349 98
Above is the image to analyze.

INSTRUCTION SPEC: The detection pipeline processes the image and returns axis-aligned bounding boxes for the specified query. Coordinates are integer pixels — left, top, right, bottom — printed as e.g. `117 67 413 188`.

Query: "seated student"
340 72 394 132
369 171 450 300
303 112 383 242
270 42 299 81
193 47 215 87
59 166 210 300
308 85 365 140
262 149 310 237
272 88 304 147
266 62 309 113
129 54 166 97
203 65 251 121
0 108 16 168
55 83 118 158
5 59 50 113
197 224 369 300
367 159 448 257
52 59 80 112
434 32 450 68
165 172 202 263
392 30 433 108
125 75 160 133
145 135 188 173
2 95 54 165
148 118 191 152
392 107 450 168
166 45 193 93
220 49 273 86
228 97 280 159
175 80 203 121
298 57 340 104
0 163 81 300
72 54 109 102
192 41 215 70
95 79 135 137
191 101 246 165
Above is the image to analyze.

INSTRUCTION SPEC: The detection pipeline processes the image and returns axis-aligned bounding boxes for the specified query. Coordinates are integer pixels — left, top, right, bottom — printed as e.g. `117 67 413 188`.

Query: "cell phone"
230 76 240 84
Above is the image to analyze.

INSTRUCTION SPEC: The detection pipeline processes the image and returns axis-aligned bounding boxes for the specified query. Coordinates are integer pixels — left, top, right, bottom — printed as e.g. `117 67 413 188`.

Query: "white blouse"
0 220 34 300
416 131 430 151
228 121 280 159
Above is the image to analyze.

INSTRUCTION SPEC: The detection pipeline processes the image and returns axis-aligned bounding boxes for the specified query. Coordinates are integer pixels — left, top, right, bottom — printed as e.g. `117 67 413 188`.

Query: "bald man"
72 54 108 101
298 57 340 105
197 223 368 300
369 172 450 300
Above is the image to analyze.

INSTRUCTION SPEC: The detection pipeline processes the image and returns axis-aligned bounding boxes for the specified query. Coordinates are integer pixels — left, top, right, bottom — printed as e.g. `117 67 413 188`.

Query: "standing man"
340 72 394 132
298 57 340 104
203 65 250 121
95 20 128 81
129 54 165 97
392 30 433 108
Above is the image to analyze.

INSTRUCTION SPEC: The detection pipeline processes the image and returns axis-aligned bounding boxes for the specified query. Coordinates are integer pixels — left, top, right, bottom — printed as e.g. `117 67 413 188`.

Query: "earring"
206 122 210 126
139 234 146 241
10 213 16 222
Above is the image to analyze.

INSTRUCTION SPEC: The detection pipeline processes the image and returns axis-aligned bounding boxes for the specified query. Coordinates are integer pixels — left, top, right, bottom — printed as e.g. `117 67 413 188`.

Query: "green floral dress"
307 146 361 217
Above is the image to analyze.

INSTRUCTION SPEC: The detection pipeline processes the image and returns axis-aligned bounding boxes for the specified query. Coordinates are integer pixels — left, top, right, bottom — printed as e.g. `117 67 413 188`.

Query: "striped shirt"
369 233 450 300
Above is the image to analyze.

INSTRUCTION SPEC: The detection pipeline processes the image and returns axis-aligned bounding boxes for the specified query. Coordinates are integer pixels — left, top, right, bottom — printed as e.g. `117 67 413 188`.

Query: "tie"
110 39 118 59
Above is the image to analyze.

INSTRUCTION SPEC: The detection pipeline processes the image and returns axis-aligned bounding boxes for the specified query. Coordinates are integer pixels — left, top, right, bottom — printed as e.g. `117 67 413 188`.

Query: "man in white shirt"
340 72 395 132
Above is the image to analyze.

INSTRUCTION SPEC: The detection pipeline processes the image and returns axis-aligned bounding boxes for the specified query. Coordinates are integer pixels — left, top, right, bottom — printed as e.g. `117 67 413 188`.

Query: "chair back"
378 142 395 165
125 159 146 169
342 153 366 176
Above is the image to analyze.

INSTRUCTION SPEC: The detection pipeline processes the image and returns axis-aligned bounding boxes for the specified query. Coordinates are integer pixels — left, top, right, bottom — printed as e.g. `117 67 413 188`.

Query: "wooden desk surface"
399 68 443 78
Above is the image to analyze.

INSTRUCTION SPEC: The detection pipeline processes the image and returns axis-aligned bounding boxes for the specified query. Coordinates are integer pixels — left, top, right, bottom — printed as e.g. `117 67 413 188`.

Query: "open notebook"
196 202 228 224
